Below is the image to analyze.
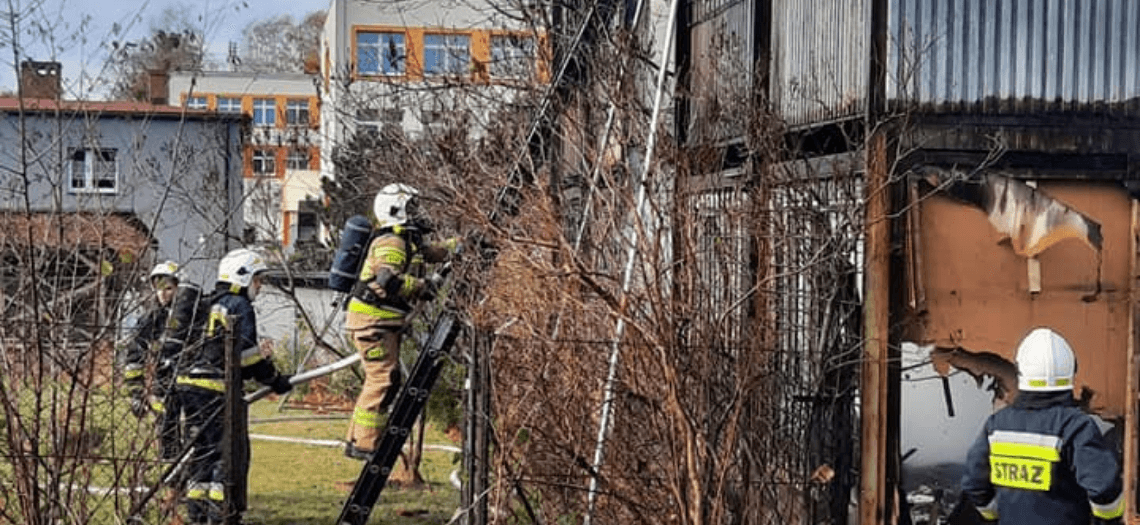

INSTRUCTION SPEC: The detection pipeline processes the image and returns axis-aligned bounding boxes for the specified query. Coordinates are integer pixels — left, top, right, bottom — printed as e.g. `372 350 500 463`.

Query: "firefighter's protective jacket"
174 286 288 522
123 304 170 388
347 226 457 326
961 391 1124 523
176 288 284 393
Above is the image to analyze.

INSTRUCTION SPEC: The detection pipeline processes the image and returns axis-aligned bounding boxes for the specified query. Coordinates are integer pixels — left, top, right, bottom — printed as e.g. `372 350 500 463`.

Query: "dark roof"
0 212 152 254
0 97 244 121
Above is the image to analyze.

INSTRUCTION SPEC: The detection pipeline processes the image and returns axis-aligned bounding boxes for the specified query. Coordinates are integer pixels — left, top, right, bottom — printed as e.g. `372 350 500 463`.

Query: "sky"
0 0 330 97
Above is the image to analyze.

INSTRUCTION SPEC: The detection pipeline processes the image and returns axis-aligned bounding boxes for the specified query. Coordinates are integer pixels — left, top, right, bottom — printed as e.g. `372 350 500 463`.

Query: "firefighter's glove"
129 389 149 418
270 374 293 395
421 272 445 301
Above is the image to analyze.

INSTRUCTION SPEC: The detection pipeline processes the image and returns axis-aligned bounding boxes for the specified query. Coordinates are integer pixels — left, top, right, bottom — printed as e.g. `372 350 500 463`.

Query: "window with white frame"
286 148 310 170
357 31 405 76
69 148 117 193
217 97 242 113
423 33 470 76
252 149 275 175
252 98 275 126
356 108 403 136
286 99 309 126
356 109 382 135
491 35 536 78
186 96 208 110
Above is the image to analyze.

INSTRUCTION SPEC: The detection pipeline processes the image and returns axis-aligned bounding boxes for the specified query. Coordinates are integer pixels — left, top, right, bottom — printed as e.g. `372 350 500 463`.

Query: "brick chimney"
147 70 169 105
20 61 61 99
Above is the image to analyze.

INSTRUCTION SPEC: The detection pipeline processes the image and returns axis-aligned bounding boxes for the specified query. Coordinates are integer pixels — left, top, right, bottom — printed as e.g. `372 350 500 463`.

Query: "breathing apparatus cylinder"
160 282 203 361
329 215 374 293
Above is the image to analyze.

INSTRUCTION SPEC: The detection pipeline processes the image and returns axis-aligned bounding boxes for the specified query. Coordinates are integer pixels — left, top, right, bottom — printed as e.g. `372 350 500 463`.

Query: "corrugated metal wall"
889 0 1140 111
687 0 756 142
689 182 751 347
771 0 869 129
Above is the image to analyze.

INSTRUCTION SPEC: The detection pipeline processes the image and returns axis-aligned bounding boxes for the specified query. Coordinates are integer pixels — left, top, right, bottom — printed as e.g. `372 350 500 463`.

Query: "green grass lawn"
242 399 462 525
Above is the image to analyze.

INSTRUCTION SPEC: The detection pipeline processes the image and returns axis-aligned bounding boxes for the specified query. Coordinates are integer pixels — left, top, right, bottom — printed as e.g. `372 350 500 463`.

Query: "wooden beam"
1127 199 1138 524
860 129 890 525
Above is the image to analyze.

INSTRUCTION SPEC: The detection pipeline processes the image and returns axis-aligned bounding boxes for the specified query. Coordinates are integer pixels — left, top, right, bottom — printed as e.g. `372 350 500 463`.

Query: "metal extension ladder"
336 311 461 525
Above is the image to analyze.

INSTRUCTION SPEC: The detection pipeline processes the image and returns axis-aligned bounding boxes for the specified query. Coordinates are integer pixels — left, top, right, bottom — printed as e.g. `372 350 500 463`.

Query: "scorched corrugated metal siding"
888 0 1140 112
687 0 756 142
771 0 870 129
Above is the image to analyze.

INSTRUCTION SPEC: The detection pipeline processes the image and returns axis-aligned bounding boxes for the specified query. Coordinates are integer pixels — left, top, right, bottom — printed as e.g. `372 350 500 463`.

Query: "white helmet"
1015 327 1077 392
217 248 268 291
373 183 420 229
149 260 180 283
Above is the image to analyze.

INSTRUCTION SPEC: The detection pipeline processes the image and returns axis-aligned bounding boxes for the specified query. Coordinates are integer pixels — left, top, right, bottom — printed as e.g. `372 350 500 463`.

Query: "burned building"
677 0 1140 523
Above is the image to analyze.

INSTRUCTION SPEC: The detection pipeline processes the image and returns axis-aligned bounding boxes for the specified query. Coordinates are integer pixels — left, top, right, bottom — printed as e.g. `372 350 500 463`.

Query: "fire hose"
128 352 361 520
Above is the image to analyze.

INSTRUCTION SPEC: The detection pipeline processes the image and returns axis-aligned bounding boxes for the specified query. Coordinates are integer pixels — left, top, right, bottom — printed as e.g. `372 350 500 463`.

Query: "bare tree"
239 11 325 74
0 4 247 524
105 9 205 102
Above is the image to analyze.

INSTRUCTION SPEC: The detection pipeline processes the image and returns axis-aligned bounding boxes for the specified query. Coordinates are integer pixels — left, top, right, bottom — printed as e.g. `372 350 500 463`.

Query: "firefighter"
175 248 292 524
122 260 185 461
961 327 1124 524
342 183 460 460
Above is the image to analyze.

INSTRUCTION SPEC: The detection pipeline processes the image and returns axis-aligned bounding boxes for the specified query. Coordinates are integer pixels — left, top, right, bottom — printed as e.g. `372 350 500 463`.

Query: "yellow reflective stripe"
1028 378 1071 387
353 407 382 428
207 309 228 337
400 275 417 297
150 399 166 412
988 431 1061 459
208 482 225 501
375 246 405 266
989 442 1060 462
124 368 144 380
347 299 405 319
1091 493 1125 520
976 497 999 521
186 482 208 500
365 347 387 360
176 376 225 392
241 347 264 366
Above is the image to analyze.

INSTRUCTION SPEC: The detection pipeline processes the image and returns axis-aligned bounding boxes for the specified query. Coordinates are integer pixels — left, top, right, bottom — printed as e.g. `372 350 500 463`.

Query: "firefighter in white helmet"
342 183 460 460
122 261 184 455
175 248 292 524
961 327 1123 524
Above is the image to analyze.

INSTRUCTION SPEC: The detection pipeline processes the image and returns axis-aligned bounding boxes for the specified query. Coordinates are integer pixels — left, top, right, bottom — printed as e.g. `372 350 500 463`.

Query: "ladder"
335 311 461 525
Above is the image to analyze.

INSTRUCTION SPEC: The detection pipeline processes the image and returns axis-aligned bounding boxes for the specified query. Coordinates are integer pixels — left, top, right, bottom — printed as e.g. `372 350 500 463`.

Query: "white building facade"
319 0 544 183
169 72 324 251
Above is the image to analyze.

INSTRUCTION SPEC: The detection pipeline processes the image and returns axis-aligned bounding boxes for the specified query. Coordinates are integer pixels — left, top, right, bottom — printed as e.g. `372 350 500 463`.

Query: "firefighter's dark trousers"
153 371 183 463
178 385 249 524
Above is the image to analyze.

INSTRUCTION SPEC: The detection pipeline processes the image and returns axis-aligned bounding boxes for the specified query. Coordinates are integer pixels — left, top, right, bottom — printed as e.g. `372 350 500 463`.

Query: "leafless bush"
311 2 869 523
